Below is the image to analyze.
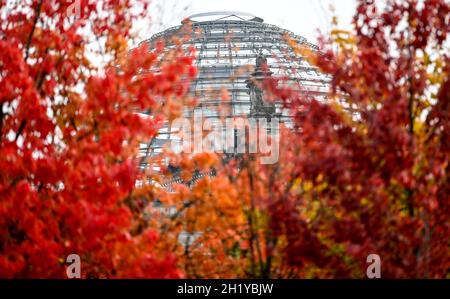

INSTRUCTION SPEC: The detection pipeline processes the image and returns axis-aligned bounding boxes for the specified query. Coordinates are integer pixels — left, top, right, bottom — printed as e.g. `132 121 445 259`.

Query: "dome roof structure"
138 11 330 175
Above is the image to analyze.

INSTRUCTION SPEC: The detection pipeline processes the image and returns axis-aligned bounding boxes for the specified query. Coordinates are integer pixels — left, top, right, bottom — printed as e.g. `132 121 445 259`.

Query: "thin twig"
24 0 43 62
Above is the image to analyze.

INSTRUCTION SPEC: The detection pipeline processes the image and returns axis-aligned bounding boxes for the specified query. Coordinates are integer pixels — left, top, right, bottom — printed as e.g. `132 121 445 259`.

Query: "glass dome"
138 12 330 173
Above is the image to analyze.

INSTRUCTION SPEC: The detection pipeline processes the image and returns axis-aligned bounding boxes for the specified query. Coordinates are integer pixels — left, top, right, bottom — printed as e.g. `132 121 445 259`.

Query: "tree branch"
24 0 43 62
15 120 26 142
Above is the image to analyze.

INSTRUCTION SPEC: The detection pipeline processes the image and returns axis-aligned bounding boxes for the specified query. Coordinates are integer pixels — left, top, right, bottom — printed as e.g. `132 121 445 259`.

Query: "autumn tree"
270 0 449 278
269 0 449 278
0 0 196 278
1 0 448 279
150 0 449 278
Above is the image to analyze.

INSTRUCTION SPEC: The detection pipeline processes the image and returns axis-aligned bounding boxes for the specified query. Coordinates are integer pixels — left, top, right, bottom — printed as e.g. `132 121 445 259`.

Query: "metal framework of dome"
138 11 331 178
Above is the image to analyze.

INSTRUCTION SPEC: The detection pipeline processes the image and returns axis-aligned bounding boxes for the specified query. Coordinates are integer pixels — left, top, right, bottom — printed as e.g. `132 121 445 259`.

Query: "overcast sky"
135 0 357 45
